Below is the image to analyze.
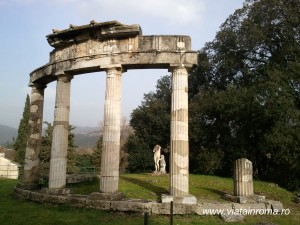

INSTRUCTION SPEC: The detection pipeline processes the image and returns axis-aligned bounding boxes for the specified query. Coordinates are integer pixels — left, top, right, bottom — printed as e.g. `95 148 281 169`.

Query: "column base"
223 194 265 204
161 194 197 204
17 182 40 190
88 192 124 201
41 188 71 195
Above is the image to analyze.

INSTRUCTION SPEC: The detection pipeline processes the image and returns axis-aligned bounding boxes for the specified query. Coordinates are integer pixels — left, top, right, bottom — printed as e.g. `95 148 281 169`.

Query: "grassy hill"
1 174 299 225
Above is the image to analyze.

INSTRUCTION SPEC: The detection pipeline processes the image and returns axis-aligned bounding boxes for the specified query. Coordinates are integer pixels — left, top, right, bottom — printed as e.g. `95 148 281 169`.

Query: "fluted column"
100 67 123 193
48 74 73 189
22 83 46 189
234 158 254 196
170 65 189 197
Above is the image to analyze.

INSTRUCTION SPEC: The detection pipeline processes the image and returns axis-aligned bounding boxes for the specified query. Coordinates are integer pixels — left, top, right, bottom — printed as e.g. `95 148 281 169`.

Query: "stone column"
170 65 189 197
22 83 46 189
234 158 254 196
48 74 73 190
100 67 122 193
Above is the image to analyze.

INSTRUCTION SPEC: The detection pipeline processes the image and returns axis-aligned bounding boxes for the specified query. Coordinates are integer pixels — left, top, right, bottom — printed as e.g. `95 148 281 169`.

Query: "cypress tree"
14 94 30 164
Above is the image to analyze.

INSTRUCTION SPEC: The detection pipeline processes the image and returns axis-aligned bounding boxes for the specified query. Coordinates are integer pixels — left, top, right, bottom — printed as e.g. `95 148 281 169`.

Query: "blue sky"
0 0 244 128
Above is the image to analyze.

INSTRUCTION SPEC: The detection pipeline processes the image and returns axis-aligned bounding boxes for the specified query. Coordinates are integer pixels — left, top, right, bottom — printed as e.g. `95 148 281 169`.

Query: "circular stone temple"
20 20 198 202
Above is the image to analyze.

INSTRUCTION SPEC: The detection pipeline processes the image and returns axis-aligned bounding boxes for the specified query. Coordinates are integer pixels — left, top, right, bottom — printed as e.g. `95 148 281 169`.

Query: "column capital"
28 82 47 89
168 63 194 72
56 74 73 82
100 64 127 73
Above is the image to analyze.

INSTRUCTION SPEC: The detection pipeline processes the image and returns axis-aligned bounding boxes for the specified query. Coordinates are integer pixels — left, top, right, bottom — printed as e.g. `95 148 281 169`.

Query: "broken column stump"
234 158 254 197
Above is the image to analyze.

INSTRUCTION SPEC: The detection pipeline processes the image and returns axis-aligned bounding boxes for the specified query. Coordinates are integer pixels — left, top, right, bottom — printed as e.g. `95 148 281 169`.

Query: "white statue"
153 144 161 172
159 155 166 174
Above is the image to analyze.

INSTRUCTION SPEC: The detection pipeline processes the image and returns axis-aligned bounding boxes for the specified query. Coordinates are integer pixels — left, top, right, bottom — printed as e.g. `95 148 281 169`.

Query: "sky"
0 0 245 129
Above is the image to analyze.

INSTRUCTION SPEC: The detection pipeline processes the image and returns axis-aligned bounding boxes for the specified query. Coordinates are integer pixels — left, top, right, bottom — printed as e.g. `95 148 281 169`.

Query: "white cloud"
75 0 205 26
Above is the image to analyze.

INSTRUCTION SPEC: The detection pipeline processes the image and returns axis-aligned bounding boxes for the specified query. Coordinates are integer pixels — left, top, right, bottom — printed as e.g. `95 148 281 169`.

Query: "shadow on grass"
121 176 168 201
199 187 228 199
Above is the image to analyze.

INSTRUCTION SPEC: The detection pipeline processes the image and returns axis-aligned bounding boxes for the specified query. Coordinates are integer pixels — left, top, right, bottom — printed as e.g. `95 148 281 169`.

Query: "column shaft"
23 84 45 189
170 66 189 197
100 67 122 193
48 75 72 189
234 158 254 196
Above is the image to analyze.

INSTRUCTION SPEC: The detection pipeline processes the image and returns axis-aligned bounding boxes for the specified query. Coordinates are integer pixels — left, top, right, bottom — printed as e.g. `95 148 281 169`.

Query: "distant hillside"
73 126 101 147
73 126 100 134
0 124 17 146
0 124 100 148
75 133 99 148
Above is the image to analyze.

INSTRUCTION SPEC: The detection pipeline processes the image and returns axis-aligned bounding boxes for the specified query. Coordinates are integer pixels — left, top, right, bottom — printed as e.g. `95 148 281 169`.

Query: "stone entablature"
47 21 141 48
30 20 197 85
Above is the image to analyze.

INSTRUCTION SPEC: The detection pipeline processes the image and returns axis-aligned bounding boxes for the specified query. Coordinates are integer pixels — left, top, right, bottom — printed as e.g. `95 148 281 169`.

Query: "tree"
123 134 153 173
14 94 30 164
130 75 171 146
91 136 102 170
189 0 300 190
125 75 172 172
66 125 78 173
40 122 53 177
39 122 79 175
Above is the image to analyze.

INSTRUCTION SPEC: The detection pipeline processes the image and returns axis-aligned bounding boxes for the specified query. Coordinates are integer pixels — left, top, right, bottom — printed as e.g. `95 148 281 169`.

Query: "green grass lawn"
1 174 299 225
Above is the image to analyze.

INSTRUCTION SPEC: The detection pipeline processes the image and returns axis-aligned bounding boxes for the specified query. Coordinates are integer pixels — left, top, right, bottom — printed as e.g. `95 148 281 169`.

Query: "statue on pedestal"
153 144 161 172
159 155 166 174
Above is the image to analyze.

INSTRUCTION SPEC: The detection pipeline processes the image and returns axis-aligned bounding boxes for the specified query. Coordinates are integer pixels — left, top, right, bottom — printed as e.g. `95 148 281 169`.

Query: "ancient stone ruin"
14 21 285 217
225 158 266 204
234 158 254 197
19 21 198 200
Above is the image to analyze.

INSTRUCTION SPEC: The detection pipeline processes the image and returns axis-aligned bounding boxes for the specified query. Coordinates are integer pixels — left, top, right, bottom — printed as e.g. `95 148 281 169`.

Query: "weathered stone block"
13 188 23 198
68 195 87 208
237 196 248 204
30 191 43 203
172 204 189 214
220 211 244 222
42 194 69 205
252 194 266 203
266 200 283 213
185 204 197 214
88 192 124 201
110 200 152 213
196 203 233 215
85 199 111 210
21 189 31 199
161 194 197 205
151 203 170 214
41 188 71 195
237 202 266 210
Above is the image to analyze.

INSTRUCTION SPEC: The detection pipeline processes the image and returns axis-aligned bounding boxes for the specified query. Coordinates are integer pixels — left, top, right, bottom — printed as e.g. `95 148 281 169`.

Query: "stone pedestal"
100 67 123 193
170 66 189 197
48 75 73 189
234 158 254 196
161 194 197 205
22 84 46 189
